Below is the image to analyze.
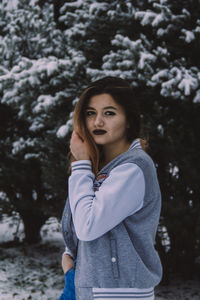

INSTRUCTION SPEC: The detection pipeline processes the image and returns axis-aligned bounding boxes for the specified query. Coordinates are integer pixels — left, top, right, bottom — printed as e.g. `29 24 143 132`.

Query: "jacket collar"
129 138 142 151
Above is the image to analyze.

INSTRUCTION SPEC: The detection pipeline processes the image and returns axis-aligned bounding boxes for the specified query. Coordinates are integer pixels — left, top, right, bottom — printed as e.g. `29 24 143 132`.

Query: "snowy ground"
0 215 200 300
0 215 65 300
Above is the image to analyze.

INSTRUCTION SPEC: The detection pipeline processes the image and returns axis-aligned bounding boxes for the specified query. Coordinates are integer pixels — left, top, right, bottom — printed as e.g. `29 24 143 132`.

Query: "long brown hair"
68 76 147 176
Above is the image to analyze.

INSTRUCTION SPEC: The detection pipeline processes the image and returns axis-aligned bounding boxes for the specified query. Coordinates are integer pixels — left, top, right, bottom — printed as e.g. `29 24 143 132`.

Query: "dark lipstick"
93 130 107 135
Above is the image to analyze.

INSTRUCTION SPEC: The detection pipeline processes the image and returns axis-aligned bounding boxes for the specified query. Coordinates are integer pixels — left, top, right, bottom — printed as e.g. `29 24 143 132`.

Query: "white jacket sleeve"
62 246 74 258
69 160 145 241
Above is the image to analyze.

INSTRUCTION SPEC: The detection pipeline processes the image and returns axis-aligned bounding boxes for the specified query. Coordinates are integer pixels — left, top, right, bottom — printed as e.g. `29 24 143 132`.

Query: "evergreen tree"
0 0 86 242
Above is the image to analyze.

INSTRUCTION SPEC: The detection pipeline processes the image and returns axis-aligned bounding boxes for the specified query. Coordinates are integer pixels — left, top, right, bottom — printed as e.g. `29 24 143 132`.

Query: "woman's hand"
70 131 90 161
62 254 74 274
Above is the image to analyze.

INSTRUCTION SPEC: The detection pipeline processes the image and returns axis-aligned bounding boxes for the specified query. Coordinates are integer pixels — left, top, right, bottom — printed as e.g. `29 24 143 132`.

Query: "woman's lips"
93 130 107 135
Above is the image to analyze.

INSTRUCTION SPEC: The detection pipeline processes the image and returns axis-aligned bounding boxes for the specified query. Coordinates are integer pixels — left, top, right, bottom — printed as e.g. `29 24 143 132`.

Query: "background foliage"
0 0 200 280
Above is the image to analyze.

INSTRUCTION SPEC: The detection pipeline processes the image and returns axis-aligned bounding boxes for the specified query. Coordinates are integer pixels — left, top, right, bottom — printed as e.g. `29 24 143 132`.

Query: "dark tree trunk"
20 209 48 244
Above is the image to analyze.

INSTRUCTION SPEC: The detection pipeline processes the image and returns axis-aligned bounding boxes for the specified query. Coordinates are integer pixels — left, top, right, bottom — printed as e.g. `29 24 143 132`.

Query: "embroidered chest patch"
93 173 107 192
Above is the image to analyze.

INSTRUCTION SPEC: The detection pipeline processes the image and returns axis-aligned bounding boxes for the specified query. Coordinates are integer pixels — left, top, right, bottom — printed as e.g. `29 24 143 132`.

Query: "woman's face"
85 93 129 147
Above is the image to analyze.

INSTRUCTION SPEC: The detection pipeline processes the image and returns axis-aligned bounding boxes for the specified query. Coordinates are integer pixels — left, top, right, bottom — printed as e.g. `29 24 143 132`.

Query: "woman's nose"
94 114 104 126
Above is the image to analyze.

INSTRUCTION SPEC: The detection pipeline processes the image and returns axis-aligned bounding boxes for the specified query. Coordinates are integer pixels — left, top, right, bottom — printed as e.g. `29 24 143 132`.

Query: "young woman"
59 77 162 300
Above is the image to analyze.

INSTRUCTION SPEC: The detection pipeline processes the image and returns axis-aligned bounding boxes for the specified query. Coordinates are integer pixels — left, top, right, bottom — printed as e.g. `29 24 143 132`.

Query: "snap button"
111 257 116 263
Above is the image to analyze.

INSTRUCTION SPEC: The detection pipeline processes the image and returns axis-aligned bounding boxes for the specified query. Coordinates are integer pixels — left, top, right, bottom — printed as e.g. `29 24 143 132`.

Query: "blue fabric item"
58 268 76 300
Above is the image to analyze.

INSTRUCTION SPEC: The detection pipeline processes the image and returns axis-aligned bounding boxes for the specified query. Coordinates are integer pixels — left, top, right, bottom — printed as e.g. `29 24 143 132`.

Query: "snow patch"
57 119 73 138
0 216 200 299
24 153 41 160
4 0 18 11
169 164 179 178
34 95 54 113
193 89 200 103
152 13 164 27
46 61 58 76
152 69 168 82
60 0 83 14
89 2 108 15
0 214 24 243
181 29 195 43
0 215 65 300
135 11 157 26
157 28 165 37
178 71 198 96
138 52 156 69
12 138 36 155
157 124 164 136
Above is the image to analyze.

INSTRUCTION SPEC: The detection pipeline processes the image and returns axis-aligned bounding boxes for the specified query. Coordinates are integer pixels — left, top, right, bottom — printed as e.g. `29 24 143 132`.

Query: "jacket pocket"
110 239 119 279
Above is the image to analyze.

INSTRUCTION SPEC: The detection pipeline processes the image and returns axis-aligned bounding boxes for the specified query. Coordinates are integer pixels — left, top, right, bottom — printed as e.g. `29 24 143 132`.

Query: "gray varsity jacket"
61 141 162 292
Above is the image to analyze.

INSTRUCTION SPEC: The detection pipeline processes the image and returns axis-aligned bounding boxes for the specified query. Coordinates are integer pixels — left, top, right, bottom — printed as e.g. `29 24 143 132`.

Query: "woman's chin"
92 136 107 145
95 141 106 145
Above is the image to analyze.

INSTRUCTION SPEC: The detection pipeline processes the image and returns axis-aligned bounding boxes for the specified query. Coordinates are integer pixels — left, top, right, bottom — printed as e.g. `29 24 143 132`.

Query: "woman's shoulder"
99 147 155 176
116 148 155 170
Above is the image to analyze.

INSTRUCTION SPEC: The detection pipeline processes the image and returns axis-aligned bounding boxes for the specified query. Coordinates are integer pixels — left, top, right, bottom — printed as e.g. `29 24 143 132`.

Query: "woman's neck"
99 140 131 169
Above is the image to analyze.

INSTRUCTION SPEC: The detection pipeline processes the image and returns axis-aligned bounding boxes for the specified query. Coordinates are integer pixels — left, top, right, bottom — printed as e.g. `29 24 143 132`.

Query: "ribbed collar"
129 138 142 150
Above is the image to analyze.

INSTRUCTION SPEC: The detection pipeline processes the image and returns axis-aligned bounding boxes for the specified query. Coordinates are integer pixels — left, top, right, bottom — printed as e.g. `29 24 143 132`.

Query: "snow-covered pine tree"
0 0 86 243
134 0 200 277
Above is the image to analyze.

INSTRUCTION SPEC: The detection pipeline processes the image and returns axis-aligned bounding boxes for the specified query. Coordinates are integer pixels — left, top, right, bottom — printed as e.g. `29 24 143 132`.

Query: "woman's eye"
105 111 115 116
86 111 95 116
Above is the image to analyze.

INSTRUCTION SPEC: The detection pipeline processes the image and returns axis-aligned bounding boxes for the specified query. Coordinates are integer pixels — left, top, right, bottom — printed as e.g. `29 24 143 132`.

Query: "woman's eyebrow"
86 106 117 110
104 106 117 110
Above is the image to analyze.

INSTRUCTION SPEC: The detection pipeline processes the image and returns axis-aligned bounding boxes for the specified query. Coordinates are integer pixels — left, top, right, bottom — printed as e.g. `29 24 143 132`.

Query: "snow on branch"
112 34 142 51
178 70 198 96
90 33 159 85
180 29 195 43
157 66 199 99
194 19 200 33
0 56 77 108
193 90 200 103
3 0 19 11
87 68 133 82
57 120 73 138
64 23 86 38
34 95 54 113
138 52 156 69
12 137 37 155
107 2 135 20
148 0 168 3
135 2 172 27
135 11 157 26
153 3 172 17
60 0 83 12
57 110 75 138
151 69 169 82
89 2 108 15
